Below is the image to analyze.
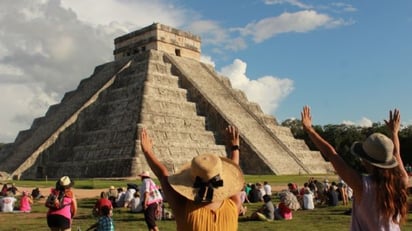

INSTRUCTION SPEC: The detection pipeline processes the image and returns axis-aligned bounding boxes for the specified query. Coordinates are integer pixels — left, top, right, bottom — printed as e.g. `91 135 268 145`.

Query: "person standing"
301 106 408 230
138 170 163 231
140 125 244 231
46 176 77 231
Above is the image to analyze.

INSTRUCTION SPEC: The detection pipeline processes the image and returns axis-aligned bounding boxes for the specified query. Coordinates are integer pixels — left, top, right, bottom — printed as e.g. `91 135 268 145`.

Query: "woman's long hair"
373 166 408 224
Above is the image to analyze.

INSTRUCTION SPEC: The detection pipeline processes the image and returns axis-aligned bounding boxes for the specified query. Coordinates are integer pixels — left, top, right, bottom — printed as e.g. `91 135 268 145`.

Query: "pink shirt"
47 196 73 221
19 195 31 212
278 202 292 220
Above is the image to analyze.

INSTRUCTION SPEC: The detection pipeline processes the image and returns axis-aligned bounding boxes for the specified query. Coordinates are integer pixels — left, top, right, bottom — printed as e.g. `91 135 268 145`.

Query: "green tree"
281 119 412 172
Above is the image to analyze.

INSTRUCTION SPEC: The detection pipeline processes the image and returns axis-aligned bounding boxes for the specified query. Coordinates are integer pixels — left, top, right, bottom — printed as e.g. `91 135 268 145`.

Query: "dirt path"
20 187 104 199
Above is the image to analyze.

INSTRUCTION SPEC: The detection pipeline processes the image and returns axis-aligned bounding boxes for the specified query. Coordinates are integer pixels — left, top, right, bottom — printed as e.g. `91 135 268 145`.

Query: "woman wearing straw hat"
46 176 77 231
301 106 409 230
140 125 244 231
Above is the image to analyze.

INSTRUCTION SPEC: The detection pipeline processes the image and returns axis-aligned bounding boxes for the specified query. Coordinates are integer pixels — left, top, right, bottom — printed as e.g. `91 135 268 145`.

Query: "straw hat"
138 170 150 178
59 176 73 188
168 153 244 203
351 133 398 169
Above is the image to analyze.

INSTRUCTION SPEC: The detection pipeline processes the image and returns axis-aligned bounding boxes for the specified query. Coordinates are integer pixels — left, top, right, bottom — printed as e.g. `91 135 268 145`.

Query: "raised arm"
140 128 169 180
384 109 409 186
226 125 240 165
225 125 243 212
301 106 362 193
140 128 184 210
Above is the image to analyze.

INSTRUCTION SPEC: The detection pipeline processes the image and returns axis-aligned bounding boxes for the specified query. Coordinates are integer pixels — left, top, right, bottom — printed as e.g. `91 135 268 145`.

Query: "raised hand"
301 105 313 131
140 128 153 154
226 125 240 147
384 109 400 134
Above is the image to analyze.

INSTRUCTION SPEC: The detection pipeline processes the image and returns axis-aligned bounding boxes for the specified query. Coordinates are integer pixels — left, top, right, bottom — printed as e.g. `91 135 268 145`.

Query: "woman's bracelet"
231 145 239 151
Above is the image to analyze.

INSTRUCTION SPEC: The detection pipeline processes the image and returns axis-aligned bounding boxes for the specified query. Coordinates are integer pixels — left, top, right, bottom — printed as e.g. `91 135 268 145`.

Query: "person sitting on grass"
31 187 44 200
275 192 293 220
93 192 113 217
1 191 16 212
129 191 143 213
247 184 262 203
250 194 274 221
86 205 114 231
19 191 33 212
239 185 250 216
115 187 126 208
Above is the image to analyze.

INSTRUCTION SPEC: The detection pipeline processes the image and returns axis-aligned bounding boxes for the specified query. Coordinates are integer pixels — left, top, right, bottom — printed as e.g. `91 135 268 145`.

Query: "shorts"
144 203 158 229
47 214 71 229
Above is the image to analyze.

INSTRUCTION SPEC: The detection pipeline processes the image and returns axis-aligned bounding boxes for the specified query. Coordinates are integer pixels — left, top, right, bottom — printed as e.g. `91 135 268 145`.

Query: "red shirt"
95 198 113 210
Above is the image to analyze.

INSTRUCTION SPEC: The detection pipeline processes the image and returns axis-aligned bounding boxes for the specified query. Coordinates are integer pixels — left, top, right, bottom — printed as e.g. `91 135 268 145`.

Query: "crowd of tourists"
0 182 41 213
1 108 410 231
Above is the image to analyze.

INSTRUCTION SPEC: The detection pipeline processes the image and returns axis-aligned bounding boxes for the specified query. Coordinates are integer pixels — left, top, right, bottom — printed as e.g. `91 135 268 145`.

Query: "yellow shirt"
177 199 238 231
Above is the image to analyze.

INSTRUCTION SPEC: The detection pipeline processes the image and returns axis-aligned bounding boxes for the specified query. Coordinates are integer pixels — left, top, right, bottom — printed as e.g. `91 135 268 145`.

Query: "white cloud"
224 37 248 51
60 0 188 30
263 0 312 9
331 3 358 12
219 59 294 114
358 117 373 127
0 83 58 142
0 0 192 142
187 20 229 45
240 10 346 43
342 117 373 127
200 55 215 67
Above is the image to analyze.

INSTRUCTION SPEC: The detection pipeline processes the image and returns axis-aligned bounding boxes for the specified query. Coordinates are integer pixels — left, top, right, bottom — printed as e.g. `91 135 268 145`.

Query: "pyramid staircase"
164 53 332 175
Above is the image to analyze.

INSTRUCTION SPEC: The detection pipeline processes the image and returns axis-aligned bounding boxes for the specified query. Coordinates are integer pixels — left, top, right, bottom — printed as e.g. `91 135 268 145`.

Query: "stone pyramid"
0 23 333 179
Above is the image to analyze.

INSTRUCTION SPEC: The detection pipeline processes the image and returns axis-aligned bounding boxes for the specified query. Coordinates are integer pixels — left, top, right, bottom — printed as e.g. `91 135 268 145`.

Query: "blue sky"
0 0 411 142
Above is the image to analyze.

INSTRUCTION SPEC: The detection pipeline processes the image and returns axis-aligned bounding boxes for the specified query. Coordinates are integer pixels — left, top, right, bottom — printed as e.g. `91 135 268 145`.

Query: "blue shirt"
97 216 114 231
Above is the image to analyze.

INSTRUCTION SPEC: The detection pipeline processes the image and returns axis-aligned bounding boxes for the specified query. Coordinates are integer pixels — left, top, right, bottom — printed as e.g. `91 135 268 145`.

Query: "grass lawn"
0 175 411 231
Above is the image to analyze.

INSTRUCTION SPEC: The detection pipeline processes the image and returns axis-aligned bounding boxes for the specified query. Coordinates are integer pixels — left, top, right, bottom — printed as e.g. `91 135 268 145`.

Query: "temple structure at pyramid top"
113 23 201 61
0 23 332 180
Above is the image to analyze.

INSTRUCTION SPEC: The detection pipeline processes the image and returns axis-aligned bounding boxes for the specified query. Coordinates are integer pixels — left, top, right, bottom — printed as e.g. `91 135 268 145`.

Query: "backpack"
45 189 69 210
146 179 163 205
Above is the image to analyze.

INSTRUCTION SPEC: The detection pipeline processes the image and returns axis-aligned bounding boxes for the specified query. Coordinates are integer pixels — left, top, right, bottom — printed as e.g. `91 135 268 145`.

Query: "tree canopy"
281 119 412 170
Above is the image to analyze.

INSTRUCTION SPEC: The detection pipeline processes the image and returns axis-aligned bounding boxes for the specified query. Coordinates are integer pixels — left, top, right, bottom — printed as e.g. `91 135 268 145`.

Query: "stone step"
147 61 172 76
72 145 135 161
99 83 143 102
275 137 310 150
141 142 227 168
146 73 180 88
144 83 188 101
141 114 206 130
60 90 77 102
141 96 198 116
145 128 218 144
111 72 146 89
75 127 136 144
